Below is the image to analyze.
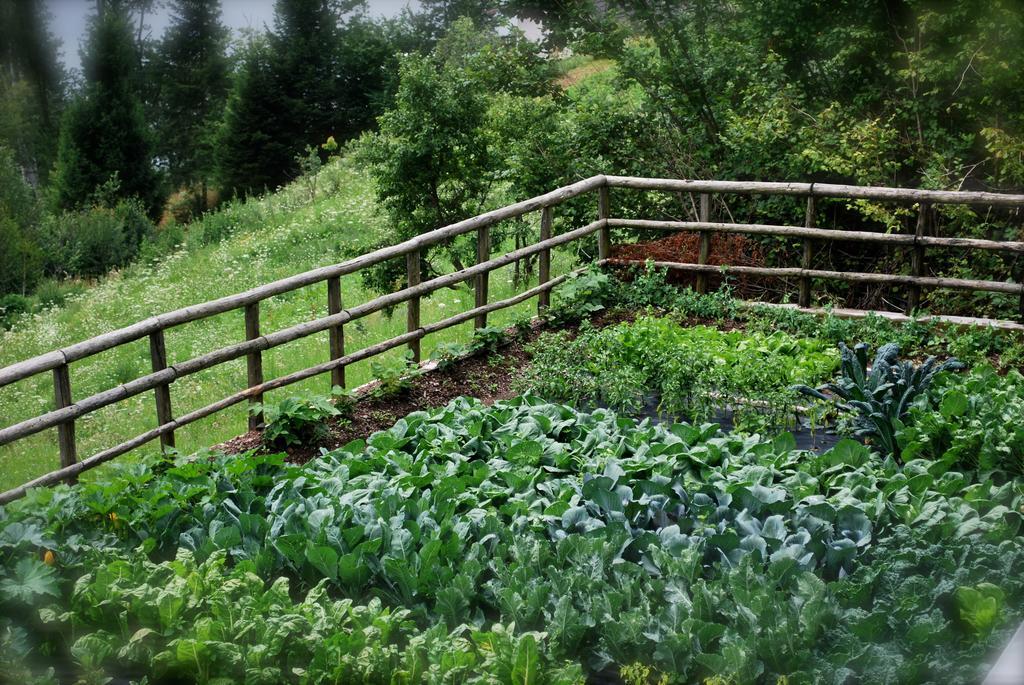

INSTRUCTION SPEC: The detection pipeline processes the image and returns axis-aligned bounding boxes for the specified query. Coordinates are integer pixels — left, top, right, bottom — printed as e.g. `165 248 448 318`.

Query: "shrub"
138 222 185 263
0 147 44 296
32 279 85 309
0 294 30 330
192 203 237 246
41 199 154 279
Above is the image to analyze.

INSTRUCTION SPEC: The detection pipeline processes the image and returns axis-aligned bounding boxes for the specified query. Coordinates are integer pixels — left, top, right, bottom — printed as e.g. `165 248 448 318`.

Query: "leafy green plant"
369 350 420 399
1 395 1022 683
546 266 611 325
898 366 1024 477
429 341 470 371
255 392 342 448
796 342 964 460
469 324 507 354
521 316 838 431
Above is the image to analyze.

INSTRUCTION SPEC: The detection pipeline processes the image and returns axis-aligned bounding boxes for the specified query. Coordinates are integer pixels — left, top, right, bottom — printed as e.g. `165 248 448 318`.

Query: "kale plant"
796 342 964 460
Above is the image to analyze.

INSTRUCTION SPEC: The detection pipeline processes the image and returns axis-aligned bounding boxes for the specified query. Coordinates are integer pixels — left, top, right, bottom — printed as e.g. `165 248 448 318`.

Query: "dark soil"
219 337 535 465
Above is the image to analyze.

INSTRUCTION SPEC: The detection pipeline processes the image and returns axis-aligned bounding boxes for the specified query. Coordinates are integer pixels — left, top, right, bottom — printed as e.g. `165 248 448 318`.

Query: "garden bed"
219 309 847 463
3 272 1023 684
219 336 534 464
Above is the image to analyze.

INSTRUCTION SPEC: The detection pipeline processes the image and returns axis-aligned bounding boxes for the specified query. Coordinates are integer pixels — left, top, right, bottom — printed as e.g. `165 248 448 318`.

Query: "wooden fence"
1 175 1023 503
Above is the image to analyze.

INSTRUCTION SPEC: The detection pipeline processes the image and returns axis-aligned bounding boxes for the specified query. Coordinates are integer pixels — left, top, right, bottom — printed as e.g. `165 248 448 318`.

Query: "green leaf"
506 440 543 466
582 476 623 513
956 584 1005 636
511 633 540 685
338 552 370 587
761 515 787 542
0 558 59 604
826 439 871 467
305 545 339 581
939 389 969 418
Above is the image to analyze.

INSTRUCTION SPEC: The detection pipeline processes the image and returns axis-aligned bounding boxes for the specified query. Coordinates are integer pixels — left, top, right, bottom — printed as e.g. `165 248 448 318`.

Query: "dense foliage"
0 387 1021 682
519 316 837 432
154 0 231 213
51 6 162 217
4 0 1024 315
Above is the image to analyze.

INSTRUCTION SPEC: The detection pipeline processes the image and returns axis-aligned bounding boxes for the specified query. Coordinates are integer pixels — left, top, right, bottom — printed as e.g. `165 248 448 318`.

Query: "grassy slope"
0 158 576 491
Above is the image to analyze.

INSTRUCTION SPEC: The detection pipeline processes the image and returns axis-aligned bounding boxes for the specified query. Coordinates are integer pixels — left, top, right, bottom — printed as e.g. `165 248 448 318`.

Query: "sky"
44 0 421 74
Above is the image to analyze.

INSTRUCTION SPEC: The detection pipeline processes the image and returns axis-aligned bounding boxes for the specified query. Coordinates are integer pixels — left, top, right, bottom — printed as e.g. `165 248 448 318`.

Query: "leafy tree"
358 52 493 291
154 0 230 212
51 4 162 216
433 16 555 97
404 0 502 47
502 0 626 54
0 146 43 296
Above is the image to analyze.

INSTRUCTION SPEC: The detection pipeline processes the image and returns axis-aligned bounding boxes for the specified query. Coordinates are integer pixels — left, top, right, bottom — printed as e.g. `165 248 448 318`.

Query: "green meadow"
0 158 578 491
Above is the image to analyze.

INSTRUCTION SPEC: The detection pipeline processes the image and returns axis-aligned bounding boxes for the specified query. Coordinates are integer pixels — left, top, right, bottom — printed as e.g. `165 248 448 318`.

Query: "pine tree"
0 1 67 186
217 0 402 197
218 0 343 196
270 0 344 152
216 37 292 197
51 4 162 216
155 0 230 212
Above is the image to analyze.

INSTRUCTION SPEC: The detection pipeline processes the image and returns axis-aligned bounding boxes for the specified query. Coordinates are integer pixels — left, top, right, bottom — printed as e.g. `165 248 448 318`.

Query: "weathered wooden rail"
1 175 1023 503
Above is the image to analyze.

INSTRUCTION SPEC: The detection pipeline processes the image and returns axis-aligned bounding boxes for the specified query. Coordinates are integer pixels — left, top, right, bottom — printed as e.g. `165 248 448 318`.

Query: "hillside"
0 158 567 491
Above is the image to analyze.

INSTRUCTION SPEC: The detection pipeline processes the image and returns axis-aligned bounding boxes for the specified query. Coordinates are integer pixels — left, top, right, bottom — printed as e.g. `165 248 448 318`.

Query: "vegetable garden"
2 267 1023 684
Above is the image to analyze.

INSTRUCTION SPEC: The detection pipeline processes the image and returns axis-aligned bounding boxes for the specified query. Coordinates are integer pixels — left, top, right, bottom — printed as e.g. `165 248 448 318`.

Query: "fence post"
907 203 929 314
597 186 611 260
475 226 490 329
52 363 76 482
244 303 264 431
800 195 816 308
327 276 345 389
538 207 553 313
406 250 421 362
696 193 712 294
148 330 175 451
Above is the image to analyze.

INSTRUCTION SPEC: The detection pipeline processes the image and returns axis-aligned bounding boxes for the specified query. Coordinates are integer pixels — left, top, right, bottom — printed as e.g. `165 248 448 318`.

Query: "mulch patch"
611 231 780 299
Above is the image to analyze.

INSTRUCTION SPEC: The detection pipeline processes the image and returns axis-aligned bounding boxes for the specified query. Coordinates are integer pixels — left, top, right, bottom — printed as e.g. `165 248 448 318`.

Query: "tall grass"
0 158 579 491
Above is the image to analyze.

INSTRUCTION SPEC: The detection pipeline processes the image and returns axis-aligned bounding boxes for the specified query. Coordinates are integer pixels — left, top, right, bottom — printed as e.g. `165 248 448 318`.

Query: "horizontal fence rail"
1 174 1023 503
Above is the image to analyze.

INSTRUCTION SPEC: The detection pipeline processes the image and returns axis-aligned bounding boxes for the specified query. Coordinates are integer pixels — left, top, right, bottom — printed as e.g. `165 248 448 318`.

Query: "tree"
155 0 230 212
358 52 493 293
0 1 67 186
405 0 502 47
51 4 162 216
218 0 399 197
0 147 43 296
216 36 292 197
269 0 345 153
